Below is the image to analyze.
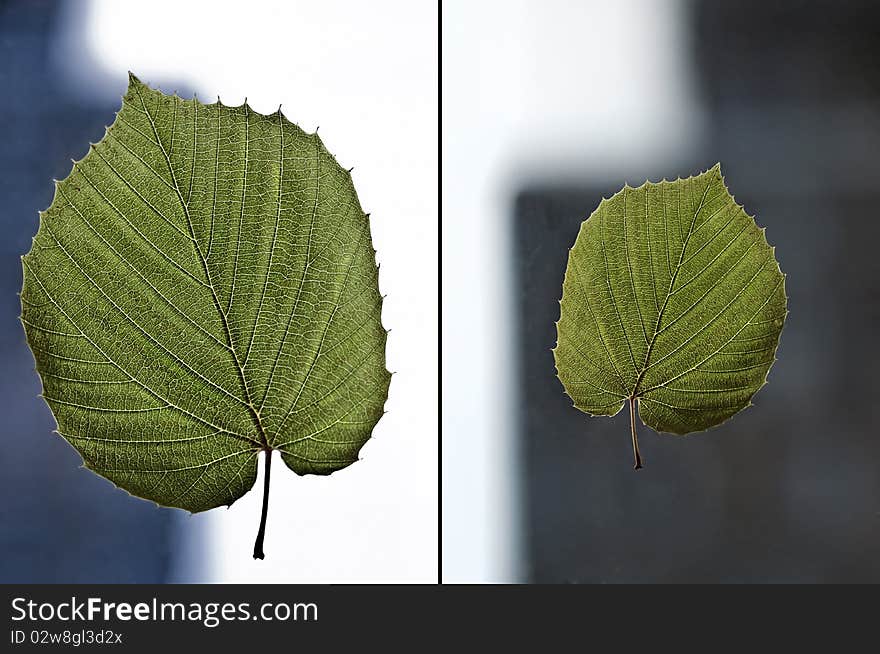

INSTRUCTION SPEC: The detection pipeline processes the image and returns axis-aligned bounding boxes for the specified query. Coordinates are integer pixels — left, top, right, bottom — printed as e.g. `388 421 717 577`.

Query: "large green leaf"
553 164 786 468
20 74 390 557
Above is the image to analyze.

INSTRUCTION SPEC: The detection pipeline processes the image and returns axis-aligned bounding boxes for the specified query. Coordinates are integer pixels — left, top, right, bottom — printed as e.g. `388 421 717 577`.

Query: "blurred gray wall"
515 0 880 582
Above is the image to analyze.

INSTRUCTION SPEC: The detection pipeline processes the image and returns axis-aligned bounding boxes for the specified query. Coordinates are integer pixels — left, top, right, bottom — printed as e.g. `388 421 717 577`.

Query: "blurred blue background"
0 0 185 583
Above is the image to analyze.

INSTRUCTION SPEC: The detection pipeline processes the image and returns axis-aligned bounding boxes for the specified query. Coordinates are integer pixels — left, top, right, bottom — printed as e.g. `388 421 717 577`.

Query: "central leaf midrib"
630 174 715 398
134 84 269 449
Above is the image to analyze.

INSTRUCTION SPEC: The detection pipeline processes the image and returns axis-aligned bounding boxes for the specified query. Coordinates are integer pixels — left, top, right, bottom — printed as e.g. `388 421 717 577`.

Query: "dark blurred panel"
515 0 880 582
0 0 176 582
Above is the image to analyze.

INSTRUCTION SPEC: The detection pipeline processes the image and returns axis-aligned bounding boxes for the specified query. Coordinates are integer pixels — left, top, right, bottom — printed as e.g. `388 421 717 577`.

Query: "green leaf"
553 164 786 468
20 73 390 557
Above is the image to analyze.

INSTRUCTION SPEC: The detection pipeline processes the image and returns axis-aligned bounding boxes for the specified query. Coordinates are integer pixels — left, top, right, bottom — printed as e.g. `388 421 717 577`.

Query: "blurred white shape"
442 0 701 581
65 0 437 583
508 1 704 183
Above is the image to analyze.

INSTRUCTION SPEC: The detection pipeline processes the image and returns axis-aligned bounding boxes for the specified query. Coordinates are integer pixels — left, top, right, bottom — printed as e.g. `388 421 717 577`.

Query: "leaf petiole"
253 449 272 560
629 397 643 470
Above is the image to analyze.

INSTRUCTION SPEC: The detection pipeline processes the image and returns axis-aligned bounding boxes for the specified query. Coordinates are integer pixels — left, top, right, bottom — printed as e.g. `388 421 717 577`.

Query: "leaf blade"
555 164 786 443
21 75 390 512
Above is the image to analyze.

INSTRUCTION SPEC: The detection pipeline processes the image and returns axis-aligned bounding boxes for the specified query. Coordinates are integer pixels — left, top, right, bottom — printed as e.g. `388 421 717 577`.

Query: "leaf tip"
127 71 144 91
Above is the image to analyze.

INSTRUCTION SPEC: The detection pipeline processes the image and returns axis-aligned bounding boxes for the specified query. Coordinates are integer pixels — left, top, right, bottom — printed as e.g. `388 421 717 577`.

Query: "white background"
58 0 437 583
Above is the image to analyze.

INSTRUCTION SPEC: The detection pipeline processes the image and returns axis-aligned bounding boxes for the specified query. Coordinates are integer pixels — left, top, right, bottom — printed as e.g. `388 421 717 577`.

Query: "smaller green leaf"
553 164 787 468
